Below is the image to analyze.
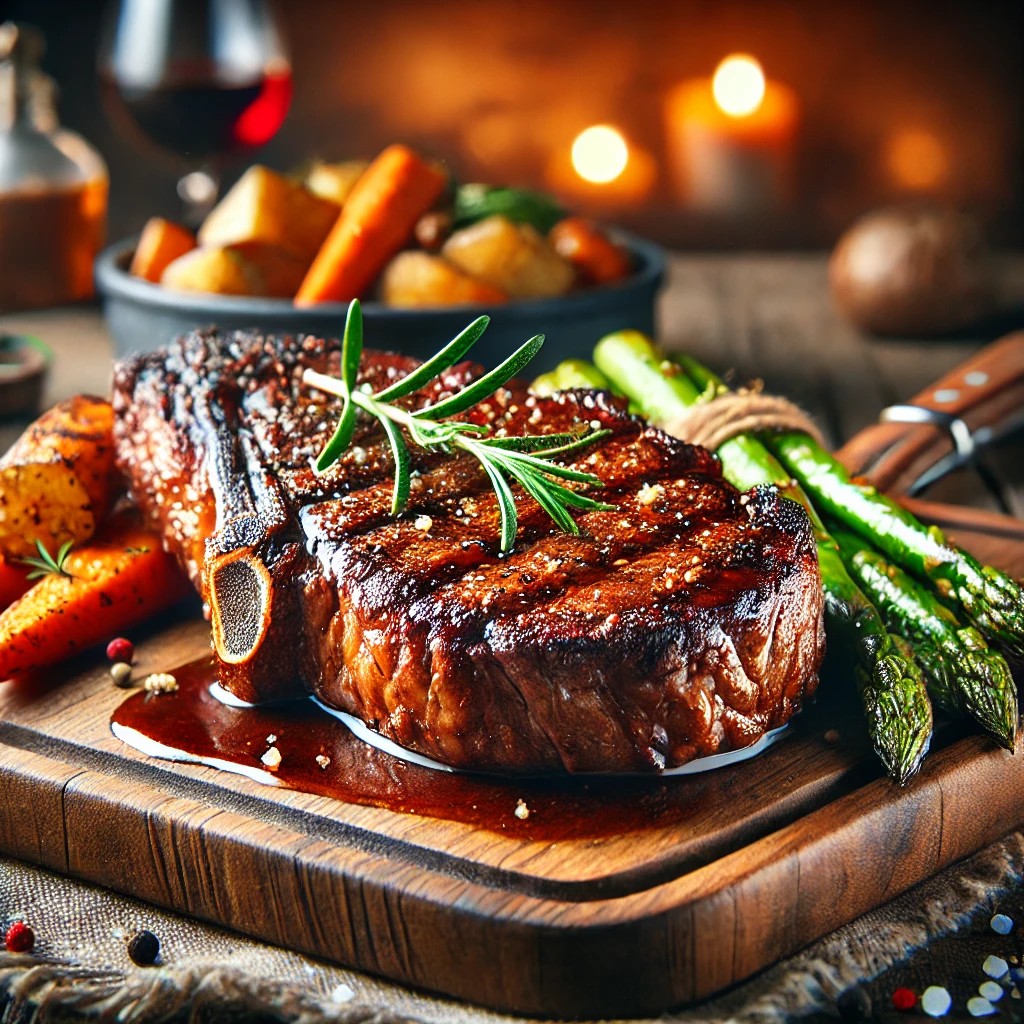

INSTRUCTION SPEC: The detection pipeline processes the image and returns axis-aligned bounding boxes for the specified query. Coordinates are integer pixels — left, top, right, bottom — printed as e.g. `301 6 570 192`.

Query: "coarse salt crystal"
316 755 331 770
414 515 433 531
967 996 996 1017
261 746 282 769
143 673 178 694
979 982 1003 1002
984 955 1009 979
266 734 277 744
991 914 1014 935
921 987 952 1017
331 983 355 1003
637 483 664 506
514 799 530 820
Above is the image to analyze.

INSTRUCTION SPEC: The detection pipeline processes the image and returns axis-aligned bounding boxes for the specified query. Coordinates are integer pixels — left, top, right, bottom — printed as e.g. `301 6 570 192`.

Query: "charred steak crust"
112 328 825 774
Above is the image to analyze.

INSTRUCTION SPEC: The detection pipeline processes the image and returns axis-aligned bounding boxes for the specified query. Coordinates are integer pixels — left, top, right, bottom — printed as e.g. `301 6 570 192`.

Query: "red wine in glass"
98 61 292 162
98 0 291 216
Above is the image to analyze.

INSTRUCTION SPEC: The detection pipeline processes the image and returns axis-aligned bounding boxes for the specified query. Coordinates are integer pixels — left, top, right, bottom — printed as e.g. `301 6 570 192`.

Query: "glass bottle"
0 22 108 311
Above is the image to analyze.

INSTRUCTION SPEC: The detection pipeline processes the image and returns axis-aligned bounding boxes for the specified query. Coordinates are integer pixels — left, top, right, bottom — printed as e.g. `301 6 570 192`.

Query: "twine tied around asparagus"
664 382 826 452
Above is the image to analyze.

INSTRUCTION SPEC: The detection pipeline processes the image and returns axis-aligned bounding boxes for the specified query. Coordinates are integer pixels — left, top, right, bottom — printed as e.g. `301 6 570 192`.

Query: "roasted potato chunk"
442 215 574 299
130 217 196 282
198 166 340 261
161 246 256 295
380 251 507 307
160 243 307 298
0 396 118 559
305 160 370 206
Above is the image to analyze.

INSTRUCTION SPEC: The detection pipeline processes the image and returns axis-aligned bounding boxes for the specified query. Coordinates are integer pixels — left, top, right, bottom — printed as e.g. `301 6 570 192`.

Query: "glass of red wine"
98 0 292 220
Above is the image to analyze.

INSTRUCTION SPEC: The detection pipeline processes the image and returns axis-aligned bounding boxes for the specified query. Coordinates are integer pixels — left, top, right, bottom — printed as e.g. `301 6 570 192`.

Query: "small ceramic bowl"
94 232 664 371
0 334 50 420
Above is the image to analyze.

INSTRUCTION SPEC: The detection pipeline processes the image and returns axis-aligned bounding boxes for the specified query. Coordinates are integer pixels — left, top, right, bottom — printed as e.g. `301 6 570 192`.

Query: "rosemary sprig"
19 538 74 580
303 300 614 551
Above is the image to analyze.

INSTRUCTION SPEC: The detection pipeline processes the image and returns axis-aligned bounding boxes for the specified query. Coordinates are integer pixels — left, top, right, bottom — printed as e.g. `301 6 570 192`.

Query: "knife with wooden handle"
837 330 1024 496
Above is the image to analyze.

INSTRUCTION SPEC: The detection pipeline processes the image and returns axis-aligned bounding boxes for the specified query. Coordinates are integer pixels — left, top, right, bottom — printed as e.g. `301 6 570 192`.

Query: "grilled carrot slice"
0 559 30 610
0 518 192 679
295 144 448 306
130 217 197 283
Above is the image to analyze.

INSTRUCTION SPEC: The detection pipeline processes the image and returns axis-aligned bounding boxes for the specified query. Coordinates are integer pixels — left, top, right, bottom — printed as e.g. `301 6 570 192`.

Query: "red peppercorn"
5 921 34 953
892 987 916 1011
106 637 134 664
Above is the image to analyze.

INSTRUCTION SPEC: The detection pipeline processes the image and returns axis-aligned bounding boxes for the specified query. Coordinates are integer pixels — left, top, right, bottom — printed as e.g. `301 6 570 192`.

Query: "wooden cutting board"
3 325 1024 1017
0 501 1021 1018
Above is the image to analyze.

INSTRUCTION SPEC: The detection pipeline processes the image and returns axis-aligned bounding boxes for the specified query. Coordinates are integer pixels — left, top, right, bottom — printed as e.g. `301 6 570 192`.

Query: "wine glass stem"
177 167 220 226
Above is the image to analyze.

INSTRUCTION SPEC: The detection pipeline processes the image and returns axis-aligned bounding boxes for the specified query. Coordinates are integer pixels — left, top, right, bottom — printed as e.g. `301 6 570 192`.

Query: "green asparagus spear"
830 524 1018 749
584 335 934 783
764 432 1024 658
674 351 1024 660
530 359 612 397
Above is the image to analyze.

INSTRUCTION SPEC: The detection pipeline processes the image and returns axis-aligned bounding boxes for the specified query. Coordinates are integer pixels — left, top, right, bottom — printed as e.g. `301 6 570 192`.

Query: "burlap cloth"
3 831 1024 1023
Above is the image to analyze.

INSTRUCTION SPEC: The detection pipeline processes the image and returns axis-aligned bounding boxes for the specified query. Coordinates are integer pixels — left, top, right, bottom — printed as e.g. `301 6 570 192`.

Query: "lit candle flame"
712 55 766 118
571 125 629 184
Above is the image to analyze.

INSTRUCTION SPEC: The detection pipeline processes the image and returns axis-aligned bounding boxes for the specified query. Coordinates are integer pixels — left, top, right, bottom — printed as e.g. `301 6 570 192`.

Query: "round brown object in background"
828 206 996 336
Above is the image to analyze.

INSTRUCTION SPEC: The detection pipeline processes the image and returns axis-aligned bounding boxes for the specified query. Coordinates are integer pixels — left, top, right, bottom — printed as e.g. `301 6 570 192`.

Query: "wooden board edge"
2 731 1022 1017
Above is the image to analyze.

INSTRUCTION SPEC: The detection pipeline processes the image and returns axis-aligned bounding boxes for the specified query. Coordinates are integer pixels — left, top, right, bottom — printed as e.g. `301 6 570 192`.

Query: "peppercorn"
5 921 34 953
891 987 916 1011
126 929 159 965
106 637 134 664
110 662 133 687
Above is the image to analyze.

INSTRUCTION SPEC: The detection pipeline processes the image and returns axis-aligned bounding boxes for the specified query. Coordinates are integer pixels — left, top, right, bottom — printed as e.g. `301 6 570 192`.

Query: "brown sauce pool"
111 657 789 840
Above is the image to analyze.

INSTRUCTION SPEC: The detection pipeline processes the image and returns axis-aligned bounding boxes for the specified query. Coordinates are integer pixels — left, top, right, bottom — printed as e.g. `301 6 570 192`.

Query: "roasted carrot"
295 144 448 306
0 517 193 679
0 559 30 610
549 217 632 285
130 217 197 283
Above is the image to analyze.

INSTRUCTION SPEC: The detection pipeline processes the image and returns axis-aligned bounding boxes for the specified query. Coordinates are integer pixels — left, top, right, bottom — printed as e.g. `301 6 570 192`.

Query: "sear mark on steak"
112 328 825 774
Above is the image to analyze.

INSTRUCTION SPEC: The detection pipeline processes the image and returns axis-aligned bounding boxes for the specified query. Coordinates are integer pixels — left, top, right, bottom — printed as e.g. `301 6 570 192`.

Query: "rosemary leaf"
379 415 411 515
481 459 519 552
316 396 357 472
20 538 74 580
341 298 364 392
373 316 490 403
509 463 579 535
415 334 544 421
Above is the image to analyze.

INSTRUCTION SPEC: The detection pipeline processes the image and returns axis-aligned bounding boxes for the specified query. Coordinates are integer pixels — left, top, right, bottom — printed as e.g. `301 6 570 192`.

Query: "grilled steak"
112 328 825 774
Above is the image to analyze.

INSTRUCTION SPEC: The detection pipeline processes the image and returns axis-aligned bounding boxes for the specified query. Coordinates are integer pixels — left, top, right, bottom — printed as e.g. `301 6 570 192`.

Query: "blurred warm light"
886 128 949 191
712 55 766 118
548 134 655 207
571 125 629 184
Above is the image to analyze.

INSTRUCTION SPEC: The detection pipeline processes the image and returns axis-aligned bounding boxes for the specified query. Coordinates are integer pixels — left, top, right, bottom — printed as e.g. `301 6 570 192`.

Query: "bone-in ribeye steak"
112 328 824 774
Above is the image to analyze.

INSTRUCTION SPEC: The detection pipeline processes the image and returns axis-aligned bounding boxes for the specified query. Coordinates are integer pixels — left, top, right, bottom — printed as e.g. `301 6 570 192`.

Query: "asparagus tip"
958 643 1020 751
859 640 934 786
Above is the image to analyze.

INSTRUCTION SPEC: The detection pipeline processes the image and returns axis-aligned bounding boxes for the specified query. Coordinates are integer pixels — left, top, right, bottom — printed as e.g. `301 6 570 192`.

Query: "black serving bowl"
95 233 664 371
